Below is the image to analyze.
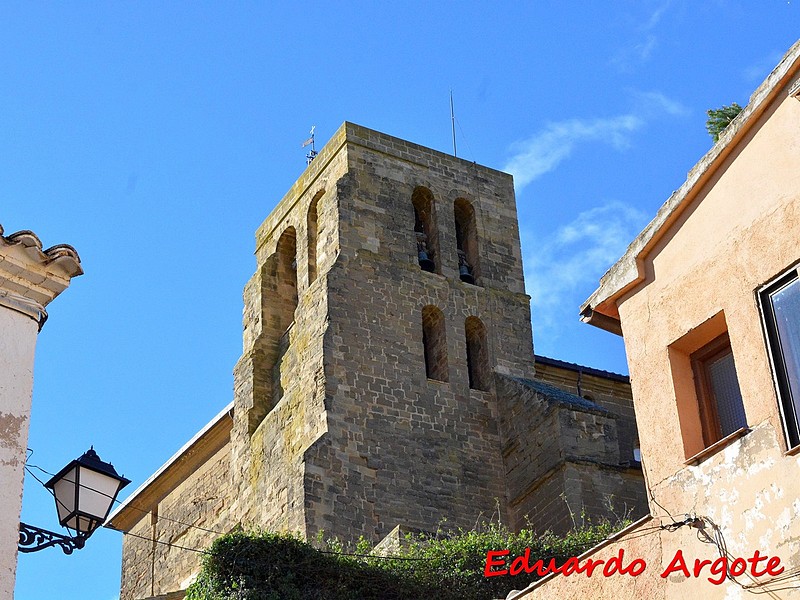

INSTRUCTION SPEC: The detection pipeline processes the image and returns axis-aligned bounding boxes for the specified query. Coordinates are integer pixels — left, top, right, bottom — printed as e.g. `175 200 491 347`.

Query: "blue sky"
3 2 798 598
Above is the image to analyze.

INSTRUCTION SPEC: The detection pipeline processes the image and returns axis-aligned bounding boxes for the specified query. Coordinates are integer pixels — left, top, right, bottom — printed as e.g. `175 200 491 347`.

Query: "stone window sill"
684 427 750 466
458 279 483 289
419 268 445 279
784 442 800 456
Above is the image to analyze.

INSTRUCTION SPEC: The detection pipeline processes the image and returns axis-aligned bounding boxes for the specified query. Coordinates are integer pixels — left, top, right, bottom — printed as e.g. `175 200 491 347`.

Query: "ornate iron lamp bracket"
18 522 86 555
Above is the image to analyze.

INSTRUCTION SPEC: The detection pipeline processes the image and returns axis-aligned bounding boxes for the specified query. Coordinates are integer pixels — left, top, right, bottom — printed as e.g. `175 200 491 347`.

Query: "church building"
109 122 645 599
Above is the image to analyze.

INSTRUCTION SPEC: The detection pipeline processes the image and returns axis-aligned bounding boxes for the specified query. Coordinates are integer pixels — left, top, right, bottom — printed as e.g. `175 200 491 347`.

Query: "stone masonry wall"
496 375 647 535
496 376 565 531
299 124 535 543
534 359 640 467
561 462 647 527
230 127 347 536
119 440 232 600
229 122 643 546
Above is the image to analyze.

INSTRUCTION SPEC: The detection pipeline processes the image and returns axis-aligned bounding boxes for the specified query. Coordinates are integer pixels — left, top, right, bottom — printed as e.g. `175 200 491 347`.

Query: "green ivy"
186 520 624 600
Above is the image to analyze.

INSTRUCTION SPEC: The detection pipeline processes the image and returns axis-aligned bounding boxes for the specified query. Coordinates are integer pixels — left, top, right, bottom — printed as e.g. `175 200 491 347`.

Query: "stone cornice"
0 223 83 317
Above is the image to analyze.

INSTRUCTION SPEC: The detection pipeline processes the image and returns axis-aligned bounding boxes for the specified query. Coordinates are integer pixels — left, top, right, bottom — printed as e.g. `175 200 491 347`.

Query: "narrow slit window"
250 226 299 431
272 227 298 405
276 227 298 333
307 193 320 284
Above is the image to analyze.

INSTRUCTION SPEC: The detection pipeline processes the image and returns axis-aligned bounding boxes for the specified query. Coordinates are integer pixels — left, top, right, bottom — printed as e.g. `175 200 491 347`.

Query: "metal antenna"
450 90 457 157
302 125 317 165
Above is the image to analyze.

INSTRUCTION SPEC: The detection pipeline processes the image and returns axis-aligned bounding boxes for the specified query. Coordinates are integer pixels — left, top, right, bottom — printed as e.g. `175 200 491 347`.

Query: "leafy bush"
186 520 624 600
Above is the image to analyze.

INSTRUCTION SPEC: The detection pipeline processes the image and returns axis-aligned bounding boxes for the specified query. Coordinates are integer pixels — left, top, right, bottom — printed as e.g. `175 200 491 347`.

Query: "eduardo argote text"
484 548 783 585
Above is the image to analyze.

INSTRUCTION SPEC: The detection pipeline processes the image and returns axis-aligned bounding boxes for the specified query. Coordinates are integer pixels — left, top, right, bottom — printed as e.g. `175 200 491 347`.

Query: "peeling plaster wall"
612 74 800 598
0 306 38 600
516 425 800 600
651 423 800 599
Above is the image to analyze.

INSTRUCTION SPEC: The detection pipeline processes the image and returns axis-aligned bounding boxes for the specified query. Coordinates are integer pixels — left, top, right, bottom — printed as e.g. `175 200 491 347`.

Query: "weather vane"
302 125 318 165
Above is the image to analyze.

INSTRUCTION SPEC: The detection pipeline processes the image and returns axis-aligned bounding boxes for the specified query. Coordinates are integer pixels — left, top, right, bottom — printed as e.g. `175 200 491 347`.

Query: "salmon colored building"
506 40 800 600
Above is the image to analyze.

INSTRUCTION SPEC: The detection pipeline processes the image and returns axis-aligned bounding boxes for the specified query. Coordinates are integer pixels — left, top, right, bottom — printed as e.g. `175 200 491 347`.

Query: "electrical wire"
24 453 431 560
19 455 686 565
693 515 799 596
26 450 800 592
640 457 679 525
116 528 211 556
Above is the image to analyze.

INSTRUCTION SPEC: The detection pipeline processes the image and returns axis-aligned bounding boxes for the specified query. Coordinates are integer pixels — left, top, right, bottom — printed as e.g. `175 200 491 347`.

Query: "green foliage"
185 519 625 600
706 103 743 142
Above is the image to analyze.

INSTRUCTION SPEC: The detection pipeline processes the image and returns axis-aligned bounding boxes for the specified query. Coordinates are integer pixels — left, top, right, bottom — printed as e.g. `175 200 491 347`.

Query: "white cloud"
524 202 648 337
633 90 690 117
610 2 671 71
636 34 657 61
643 2 671 31
611 37 657 72
742 50 785 83
504 90 687 191
503 116 642 190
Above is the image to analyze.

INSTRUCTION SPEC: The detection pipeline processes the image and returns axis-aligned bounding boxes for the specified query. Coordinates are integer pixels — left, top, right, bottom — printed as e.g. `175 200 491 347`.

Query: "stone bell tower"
230 122 535 542
112 122 646 600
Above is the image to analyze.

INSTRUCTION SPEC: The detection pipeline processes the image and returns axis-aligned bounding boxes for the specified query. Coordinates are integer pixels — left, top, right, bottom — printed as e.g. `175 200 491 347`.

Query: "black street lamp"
18 448 130 554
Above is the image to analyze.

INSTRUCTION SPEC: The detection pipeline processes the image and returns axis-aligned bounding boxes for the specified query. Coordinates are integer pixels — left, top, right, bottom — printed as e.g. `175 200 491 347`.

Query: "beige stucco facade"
510 39 800 600
0 227 81 600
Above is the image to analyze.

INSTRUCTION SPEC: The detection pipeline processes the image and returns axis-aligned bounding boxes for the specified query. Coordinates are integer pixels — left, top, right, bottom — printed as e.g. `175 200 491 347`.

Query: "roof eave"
106 402 234 532
580 39 800 331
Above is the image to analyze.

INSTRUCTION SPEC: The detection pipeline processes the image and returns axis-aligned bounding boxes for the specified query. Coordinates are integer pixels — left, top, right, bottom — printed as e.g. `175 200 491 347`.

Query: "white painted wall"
0 306 38 600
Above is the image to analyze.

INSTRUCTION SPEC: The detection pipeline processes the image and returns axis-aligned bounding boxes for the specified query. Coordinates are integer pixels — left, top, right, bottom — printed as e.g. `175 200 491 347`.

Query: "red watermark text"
484 548 783 585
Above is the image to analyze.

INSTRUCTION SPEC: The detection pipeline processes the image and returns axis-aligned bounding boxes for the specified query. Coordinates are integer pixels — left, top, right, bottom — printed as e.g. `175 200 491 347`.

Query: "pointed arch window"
465 316 490 391
412 187 440 274
454 198 480 285
422 305 448 381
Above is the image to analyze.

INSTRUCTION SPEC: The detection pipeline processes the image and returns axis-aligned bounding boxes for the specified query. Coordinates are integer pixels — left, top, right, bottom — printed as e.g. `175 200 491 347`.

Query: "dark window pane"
770 277 800 431
707 351 746 436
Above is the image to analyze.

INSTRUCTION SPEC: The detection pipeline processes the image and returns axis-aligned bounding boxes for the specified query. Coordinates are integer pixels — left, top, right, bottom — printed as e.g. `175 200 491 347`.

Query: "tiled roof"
0 224 83 276
511 376 610 414
534 354 629 383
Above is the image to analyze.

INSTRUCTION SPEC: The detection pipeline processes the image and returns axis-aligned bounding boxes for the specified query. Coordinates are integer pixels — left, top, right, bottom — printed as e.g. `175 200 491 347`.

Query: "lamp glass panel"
51 466 77 525
76 466 122 522
77 515 96 533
